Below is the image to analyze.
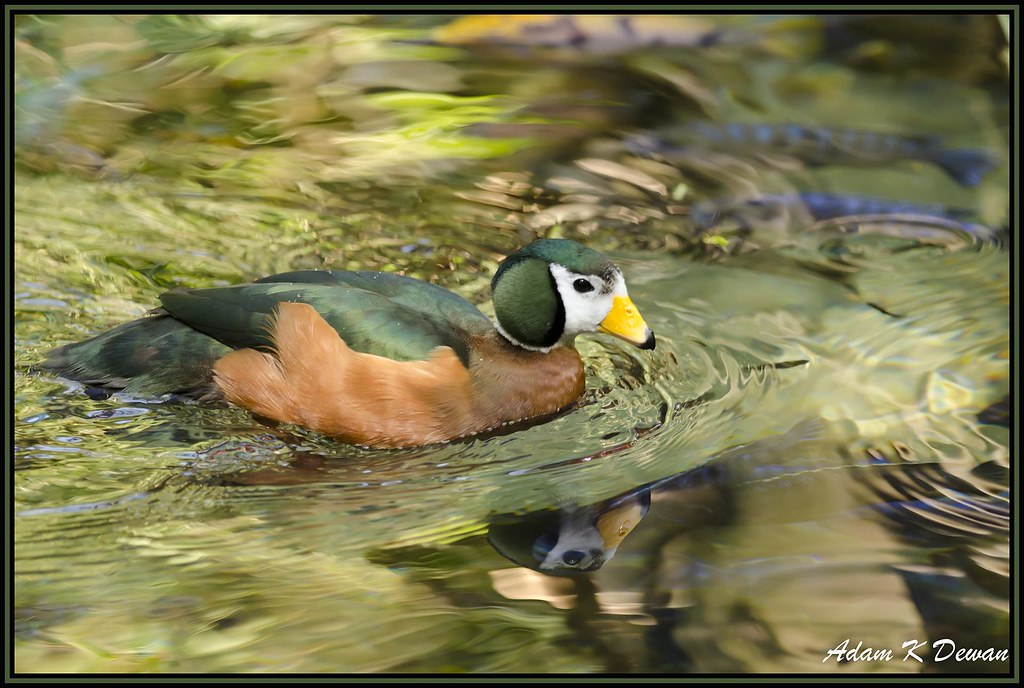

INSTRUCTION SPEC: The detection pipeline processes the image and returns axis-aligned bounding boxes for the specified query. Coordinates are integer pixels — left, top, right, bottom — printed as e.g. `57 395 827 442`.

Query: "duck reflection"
489 489 651 574
487 459 734 576
535 491 650 572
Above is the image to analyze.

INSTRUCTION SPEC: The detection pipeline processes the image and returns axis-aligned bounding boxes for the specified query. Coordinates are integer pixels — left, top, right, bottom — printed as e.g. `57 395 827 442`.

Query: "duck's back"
41 269 494 397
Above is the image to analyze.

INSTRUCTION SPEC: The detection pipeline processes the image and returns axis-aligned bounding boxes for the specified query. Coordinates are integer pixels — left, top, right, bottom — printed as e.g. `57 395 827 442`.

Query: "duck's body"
215 303 586 446
42 240 655 448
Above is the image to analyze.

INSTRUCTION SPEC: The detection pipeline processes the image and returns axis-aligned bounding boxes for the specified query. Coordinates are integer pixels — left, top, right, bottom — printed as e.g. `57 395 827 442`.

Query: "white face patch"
549 263 627 342
535 507 611 571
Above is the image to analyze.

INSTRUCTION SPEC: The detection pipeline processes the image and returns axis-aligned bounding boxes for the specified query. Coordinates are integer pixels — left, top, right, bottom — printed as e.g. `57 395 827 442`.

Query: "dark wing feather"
41 311 230 395
159 270 493 366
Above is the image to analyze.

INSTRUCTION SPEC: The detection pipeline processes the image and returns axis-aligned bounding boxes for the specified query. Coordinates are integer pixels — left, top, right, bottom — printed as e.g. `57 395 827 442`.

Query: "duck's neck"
494 321 551 353
465 332 586 432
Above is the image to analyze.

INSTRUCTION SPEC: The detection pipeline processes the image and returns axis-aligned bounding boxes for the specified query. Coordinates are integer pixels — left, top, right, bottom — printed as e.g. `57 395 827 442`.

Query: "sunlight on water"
14 13 1009 674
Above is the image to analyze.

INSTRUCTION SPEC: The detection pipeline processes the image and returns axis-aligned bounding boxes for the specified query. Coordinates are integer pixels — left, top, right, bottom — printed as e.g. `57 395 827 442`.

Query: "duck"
42 239 656 448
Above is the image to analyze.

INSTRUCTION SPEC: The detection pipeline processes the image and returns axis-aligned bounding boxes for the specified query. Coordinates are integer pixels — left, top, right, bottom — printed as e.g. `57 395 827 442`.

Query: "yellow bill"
596 497 651 550
599 296 656 349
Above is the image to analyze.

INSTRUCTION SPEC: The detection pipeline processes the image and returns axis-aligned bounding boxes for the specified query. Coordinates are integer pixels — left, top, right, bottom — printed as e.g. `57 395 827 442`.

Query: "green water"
13 14 1010 673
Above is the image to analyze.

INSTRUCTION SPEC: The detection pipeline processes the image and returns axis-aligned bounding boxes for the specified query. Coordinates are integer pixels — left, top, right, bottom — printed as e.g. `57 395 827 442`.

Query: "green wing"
159 270 493 366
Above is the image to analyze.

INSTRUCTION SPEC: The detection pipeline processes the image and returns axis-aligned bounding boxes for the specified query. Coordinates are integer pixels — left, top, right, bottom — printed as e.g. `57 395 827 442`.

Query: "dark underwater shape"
690 191 1001 245
795 192 976 222
693 192 977 227
626 122 1001 187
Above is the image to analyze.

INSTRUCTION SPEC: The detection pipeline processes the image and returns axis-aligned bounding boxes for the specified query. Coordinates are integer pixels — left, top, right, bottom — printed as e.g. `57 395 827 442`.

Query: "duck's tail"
39 310 228 396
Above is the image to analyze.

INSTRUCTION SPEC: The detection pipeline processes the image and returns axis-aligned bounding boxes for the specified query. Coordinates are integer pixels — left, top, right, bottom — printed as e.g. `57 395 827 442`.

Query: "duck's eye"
573 278 595 293
562 550 585 566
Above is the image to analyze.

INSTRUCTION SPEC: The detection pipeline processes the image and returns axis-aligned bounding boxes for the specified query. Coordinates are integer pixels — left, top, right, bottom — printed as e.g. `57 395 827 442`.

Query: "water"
13 14 1010 673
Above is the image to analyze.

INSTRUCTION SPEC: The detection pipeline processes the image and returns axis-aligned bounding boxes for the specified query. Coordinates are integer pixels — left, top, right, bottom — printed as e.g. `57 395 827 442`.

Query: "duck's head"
491 239 656 352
